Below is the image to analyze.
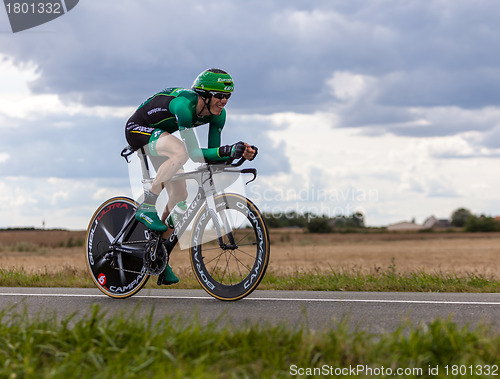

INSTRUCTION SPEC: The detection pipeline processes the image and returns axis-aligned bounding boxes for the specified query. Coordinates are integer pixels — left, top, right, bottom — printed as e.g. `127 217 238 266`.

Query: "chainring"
143 236 168 275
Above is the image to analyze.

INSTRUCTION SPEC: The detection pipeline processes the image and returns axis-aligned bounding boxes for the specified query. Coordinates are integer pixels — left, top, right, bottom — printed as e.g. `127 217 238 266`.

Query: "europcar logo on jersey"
3 0 79 33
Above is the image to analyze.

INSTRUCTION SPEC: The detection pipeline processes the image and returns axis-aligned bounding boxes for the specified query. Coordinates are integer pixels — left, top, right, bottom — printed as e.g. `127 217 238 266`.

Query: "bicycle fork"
203 169 238 250
205 195 238 251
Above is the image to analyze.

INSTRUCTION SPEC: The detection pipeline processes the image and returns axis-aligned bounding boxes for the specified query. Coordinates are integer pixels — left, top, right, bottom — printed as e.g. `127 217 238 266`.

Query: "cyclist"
125 68 257 285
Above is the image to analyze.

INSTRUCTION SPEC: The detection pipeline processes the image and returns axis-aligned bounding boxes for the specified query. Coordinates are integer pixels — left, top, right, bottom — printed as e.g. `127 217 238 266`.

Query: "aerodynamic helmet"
192 68 234 97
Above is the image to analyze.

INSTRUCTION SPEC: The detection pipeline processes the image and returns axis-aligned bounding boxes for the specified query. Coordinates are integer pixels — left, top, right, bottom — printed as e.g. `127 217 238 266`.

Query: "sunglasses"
210 91 231 100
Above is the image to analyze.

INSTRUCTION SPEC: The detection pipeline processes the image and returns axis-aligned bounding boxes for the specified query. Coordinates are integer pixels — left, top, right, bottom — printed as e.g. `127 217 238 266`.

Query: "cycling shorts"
125 115 169 171
125 114 164 156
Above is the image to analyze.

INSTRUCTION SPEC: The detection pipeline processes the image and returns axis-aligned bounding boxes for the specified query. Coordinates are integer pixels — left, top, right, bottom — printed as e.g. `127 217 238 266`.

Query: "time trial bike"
85 146 270 301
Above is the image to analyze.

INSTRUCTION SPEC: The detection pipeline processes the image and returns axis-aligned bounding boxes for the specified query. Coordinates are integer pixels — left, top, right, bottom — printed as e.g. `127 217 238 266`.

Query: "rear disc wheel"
85 197 149 299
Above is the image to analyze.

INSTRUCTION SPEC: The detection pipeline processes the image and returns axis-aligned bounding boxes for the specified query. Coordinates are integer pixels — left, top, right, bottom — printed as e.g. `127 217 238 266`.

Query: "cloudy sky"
1 0 500 230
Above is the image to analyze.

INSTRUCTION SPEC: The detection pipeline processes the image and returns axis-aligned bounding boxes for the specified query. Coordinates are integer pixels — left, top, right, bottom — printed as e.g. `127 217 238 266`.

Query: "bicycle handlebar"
225 156 247 167
121 145 257 183
122 145 248 167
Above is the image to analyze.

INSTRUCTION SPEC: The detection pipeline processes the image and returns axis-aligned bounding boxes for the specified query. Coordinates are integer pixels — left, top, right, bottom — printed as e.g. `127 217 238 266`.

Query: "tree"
451 208 472 227
465 215 500 232
262 211 308 228
307 216 333 233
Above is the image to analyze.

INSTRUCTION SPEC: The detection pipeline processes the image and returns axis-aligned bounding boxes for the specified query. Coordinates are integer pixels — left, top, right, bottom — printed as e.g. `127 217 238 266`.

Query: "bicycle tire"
190 193 270 301
85 197 149 299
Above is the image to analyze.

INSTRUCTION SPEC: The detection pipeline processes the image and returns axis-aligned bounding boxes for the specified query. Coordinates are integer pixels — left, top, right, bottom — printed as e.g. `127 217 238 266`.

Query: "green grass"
0 306 498 378
0 267 93 288
0 242 42 253
259 270 500 293
0 264 499 293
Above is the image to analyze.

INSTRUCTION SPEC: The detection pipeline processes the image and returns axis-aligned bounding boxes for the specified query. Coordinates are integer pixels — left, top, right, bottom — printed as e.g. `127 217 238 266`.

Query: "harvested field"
0 229 499 278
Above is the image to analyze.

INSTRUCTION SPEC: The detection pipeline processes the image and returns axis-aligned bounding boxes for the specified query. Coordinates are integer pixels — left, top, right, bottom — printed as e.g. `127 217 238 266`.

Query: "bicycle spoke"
91 255 110 272
221 252 231 284
116 253 127 284
227 250 250 279
102 224 115 243
229 249 253 271
233 231 255 246
232 246 256 260
203 250 225 266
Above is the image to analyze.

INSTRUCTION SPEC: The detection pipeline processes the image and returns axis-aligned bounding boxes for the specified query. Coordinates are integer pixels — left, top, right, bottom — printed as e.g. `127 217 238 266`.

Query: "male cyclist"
125 68 257 285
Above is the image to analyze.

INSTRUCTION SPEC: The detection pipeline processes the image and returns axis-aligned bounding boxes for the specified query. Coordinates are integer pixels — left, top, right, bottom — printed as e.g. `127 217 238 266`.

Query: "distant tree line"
263 211 365 233
263 207 500 233
451 207 500 232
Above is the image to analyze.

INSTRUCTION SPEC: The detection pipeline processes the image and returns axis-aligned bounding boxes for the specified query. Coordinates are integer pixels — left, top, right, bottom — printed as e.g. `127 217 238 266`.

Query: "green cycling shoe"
159 264 179 285
135 203 168 232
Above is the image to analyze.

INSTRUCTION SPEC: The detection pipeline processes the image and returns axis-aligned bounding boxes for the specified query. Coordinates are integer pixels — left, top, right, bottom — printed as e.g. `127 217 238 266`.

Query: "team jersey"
134 87 227 162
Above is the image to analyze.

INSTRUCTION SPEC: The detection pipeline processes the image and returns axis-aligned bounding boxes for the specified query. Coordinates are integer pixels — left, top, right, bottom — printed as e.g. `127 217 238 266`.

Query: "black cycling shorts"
125 114 168 171
125 114 156 150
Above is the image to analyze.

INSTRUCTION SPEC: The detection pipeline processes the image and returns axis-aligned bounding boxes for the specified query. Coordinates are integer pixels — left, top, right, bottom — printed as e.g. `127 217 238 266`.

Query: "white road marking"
0 292 499 305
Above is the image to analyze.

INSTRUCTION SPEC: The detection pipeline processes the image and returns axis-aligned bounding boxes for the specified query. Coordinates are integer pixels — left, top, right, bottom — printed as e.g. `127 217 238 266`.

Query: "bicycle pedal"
156 270 166 285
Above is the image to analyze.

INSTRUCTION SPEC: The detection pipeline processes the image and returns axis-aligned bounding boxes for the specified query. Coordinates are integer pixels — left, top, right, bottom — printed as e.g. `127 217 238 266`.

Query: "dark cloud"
0 115 129 179
376 69 500 109
1 0 500 143
0 0 497 114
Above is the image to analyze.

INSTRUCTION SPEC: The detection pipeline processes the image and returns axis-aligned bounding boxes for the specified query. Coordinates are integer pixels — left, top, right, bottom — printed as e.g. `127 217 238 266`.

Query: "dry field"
0 229 499 278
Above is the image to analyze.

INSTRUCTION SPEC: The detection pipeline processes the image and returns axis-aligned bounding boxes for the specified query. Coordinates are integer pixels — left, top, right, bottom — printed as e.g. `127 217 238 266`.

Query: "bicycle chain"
112 266 146 275
109 233 168 275
143 236 168 275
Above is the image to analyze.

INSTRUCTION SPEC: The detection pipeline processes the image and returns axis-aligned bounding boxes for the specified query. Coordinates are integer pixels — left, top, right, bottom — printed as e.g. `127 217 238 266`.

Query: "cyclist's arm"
202 111 228 162
169 97 205 162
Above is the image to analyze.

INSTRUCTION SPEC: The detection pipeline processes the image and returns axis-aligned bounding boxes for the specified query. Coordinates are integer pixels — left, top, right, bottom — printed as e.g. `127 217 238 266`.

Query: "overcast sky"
1 0 500 229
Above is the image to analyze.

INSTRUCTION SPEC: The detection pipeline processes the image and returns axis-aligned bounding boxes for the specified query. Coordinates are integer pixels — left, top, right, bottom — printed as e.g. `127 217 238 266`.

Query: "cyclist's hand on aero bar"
219 141 246 159
245 145 258 161
220 142 258 161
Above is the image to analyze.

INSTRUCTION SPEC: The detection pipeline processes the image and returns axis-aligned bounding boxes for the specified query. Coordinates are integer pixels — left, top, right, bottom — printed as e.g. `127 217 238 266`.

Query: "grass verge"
0 265 499 293
0 305 499 378
259 270 500 293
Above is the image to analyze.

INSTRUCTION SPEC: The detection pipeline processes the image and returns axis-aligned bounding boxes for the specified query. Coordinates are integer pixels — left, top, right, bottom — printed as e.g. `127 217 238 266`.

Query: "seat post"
138 147 154 191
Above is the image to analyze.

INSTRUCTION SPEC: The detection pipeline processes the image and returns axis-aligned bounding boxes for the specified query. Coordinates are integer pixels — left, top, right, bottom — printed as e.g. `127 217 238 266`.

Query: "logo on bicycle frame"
3 0 79 33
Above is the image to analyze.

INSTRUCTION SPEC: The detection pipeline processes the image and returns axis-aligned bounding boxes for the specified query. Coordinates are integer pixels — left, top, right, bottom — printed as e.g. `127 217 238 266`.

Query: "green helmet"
192 68 234 95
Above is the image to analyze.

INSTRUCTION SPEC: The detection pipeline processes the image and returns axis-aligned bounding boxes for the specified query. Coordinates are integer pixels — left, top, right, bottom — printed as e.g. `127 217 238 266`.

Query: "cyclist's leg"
157 177 186 286
149 132 189 284
148 129 188 227
149 132 189 194
125 118 167 231
161 177 188 224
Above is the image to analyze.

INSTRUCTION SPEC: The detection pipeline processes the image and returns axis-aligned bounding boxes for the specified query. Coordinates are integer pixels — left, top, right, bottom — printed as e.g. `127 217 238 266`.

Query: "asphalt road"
1 288 499 332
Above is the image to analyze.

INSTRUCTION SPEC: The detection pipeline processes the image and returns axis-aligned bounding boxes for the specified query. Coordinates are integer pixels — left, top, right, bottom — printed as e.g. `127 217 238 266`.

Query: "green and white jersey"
134 87 227 162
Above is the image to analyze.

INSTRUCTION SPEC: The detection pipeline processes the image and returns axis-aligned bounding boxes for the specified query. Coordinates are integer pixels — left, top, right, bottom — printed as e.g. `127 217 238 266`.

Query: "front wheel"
85 197 149 299
190 193 270 301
